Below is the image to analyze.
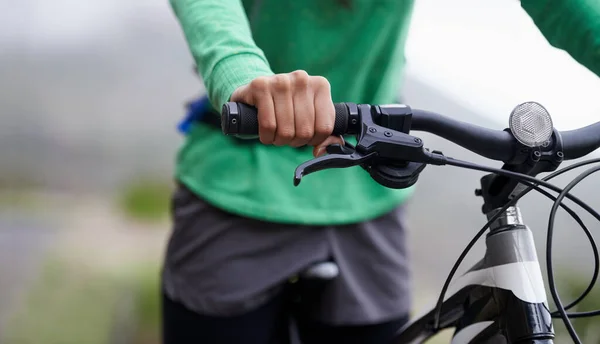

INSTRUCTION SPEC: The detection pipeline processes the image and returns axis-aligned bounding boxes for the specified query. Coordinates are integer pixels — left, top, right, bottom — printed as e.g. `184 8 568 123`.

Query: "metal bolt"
534 151 541 157
369 127 377 133
384 131 393 137
351 119 357 125
557 151 564 158
231 118 237 124
414 138 422 144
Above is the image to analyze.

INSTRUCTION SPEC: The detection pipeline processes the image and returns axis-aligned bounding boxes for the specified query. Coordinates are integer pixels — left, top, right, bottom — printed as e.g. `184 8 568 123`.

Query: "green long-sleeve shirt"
170 0 600 225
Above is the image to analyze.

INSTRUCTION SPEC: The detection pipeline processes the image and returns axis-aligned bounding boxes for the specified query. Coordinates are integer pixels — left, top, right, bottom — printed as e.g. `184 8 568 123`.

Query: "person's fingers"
271 74 295 146
313 135 345 157
309 76 335 147
231 73 335 148
245 77 277 144
230 83 253 105
290 71 314 147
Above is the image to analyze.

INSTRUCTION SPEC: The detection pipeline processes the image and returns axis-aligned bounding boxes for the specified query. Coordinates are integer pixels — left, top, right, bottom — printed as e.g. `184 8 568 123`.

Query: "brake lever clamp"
366 161 427 189
293 103 447 188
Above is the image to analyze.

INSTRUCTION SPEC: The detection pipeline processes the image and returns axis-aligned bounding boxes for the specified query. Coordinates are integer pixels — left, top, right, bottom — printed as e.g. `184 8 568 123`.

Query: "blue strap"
177 95 211 135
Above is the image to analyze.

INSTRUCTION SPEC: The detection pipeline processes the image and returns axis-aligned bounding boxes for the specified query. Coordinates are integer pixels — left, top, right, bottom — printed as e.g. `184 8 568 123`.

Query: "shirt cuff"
203 53 274 111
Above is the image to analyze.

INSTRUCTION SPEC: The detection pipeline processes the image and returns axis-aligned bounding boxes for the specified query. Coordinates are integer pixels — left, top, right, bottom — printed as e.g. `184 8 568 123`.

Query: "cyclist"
162 1 600 343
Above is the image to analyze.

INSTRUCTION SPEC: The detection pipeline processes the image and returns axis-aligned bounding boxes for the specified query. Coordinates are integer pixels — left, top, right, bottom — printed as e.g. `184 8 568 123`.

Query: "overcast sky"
406 0 600 132
2 0 600 131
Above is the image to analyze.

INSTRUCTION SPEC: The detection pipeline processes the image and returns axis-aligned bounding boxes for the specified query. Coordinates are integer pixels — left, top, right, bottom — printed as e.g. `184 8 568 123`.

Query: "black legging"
162 291 409 344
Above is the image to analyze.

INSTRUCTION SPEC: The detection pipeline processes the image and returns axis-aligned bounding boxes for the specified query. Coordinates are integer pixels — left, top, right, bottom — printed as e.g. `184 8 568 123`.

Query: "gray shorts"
161 184 412 325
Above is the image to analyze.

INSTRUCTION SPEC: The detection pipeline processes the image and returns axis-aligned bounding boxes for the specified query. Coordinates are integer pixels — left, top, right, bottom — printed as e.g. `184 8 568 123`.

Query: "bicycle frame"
221 101 600 343
392 172 555 343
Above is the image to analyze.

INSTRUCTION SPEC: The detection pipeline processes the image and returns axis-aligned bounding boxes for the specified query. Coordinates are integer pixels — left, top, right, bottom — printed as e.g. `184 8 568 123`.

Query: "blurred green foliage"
4 258 163 344
0 191 40 211
117 178 173 223
4 260 120 344
132 265 161 344
0 172 44 191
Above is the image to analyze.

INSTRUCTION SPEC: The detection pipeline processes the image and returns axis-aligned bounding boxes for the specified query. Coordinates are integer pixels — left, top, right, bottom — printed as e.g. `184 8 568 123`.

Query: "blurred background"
2 0 600 343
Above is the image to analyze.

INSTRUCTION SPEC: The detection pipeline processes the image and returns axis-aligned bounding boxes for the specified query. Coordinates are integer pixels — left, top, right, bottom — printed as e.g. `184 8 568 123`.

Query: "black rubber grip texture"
221 102 350 136
333 103 349 136
221 102 260 136
236 103 259 135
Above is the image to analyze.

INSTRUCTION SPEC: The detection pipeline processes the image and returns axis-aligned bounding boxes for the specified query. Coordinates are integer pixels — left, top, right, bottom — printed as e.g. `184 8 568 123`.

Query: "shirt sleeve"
170 0 274 110
522 0 600 77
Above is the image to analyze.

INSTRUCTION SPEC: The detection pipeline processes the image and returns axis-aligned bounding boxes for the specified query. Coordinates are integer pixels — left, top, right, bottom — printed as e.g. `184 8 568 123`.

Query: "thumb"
313 135 345 157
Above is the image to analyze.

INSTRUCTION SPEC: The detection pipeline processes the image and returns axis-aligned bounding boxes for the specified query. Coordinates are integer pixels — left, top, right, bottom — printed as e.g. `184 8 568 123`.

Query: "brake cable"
546 165 600 342
432 158 600 344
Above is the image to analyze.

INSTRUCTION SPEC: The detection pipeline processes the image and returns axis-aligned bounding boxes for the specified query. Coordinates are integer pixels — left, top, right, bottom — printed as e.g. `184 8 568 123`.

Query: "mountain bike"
220 100 600 343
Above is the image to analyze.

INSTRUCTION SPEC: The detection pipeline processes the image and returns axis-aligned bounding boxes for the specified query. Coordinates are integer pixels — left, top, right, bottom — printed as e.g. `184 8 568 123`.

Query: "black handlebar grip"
332 103 349 136
221 102 259 136
221 102 351 136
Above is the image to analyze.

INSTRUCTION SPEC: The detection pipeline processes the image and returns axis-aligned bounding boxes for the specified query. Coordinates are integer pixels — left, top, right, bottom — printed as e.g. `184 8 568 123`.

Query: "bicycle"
220 100 600 343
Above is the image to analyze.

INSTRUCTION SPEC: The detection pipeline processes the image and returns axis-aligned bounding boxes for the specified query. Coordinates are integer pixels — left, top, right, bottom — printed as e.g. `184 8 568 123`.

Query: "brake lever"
293 103 448 187
294 151 376 186
325 141 356 155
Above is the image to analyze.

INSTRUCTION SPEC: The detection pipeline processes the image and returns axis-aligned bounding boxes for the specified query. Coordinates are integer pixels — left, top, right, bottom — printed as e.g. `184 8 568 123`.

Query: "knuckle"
250 77 270 92
311 76 331 90
296 127 314 141
315 122 334 136
291 69 310 79
291 70 310 88
260 120 277 133
277 128 295 141
272 74 292 92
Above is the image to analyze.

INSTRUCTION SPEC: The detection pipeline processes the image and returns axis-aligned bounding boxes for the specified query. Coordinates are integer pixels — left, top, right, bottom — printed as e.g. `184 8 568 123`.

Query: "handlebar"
409 109 516 162
561 123 600 160
221 102 600 162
